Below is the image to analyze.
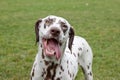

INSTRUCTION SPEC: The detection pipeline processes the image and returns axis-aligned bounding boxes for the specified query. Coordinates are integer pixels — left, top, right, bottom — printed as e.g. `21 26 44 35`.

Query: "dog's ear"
68 27 75 51
35 19 42 43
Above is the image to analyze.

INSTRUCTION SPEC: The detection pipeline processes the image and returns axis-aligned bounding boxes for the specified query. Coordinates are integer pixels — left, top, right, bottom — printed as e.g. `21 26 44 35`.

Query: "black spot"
45 63 53 79
78 53 80 57
89 63 91 65
32 69 35 77
67 60 69 64
41 68 46 77
60 42 62 46
81 66 85 75
73 53 76 57
41 44 42 47
68 70 72 78
59 71 61 75
56 77 60 80
30 76 32 80
87 49 89 52
89 72 92 76
52 64 58 79
72 73 74 77
78 47 82 51
44 60 50 65
42 49 45 59
87 65 90 69
45 62 58 80
44 24 46 29
60 65 64 71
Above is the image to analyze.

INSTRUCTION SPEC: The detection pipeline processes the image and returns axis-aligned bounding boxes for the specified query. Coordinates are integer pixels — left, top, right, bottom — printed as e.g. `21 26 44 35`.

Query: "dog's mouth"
42 38 61 60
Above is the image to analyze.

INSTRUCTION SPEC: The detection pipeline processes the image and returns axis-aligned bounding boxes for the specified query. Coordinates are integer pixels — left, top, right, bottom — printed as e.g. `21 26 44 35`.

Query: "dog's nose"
50 28 60 37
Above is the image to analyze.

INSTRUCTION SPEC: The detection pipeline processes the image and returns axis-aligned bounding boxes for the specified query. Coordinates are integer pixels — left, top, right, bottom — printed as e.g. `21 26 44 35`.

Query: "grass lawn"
0 0 120 80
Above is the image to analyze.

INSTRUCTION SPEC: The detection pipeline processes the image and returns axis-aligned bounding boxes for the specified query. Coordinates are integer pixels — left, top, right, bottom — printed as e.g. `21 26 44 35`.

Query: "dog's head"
35 15 74 60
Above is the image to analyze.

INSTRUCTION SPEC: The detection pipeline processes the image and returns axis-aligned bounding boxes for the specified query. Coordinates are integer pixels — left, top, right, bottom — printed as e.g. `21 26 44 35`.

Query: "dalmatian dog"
30 15 93 80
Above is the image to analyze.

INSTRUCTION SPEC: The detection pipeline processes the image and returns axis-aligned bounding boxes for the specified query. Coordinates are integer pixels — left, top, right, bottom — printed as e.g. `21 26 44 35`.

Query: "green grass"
0 0 120 80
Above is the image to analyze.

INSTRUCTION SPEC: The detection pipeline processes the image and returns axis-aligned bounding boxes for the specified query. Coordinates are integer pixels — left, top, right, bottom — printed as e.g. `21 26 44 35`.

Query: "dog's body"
30 15 93 80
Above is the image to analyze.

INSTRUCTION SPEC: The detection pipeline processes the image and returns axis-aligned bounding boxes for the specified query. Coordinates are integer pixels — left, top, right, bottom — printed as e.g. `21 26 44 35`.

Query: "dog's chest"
37 51 78 80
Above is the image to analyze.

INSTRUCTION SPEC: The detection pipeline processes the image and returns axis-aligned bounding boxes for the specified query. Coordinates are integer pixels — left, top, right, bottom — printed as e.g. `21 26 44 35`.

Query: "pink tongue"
46 39 61 60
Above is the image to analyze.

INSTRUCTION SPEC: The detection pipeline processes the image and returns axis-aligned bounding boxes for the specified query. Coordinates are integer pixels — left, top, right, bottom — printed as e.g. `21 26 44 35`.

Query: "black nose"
50 28 60 37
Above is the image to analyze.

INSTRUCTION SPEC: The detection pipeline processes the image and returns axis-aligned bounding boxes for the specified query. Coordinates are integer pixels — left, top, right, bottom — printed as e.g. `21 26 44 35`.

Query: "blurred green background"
0 0 119 80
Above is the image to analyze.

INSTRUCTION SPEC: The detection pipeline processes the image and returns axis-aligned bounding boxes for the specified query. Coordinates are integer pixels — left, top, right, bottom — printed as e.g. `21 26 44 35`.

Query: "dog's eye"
62 25 67 29
62 25 68 33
